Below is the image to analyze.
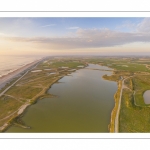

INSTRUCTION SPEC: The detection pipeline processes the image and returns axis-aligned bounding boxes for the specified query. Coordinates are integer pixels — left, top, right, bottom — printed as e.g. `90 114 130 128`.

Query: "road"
114 76 131 133
0 59 42 97
0 70 30 97
0 57 51 131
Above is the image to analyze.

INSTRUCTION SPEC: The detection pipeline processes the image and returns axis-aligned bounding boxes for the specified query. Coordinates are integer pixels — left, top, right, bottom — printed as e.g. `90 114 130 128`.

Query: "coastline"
2 63 117 132
0 58 44 132
109 80 122 132
5 63 115 132
91 64 120 132
101 65 120 133
1 64 87 132
0 59 42 90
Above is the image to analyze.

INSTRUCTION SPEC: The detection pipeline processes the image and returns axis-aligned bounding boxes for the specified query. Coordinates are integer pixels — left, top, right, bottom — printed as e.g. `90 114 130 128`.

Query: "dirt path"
4 94 24 103
0 103 30 131
114 76 131 133
0 59 42 90
145 64 150 70
114 71 150 132
0 59 44 131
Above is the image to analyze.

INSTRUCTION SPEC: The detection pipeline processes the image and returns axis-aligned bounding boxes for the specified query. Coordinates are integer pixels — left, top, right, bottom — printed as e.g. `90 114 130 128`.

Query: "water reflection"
143 90 150 104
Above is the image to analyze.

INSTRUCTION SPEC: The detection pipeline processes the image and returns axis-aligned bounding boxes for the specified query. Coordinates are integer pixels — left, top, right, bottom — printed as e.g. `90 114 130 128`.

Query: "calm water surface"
143 90 150 104
6 64 117 132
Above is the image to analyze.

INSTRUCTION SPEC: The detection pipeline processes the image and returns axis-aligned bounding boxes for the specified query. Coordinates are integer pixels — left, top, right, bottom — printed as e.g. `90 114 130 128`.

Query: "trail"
0 59 44 130
114 76 131 133
114 71 150 132
0 103 29 121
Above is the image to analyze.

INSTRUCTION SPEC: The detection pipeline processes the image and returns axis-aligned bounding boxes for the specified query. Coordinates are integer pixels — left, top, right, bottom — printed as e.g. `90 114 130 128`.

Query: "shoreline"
0 59 42 91
101 65 120 133
109 80 122 132
1 63 118 132
0 58 44 132
2 63 116 132
1 64 87 132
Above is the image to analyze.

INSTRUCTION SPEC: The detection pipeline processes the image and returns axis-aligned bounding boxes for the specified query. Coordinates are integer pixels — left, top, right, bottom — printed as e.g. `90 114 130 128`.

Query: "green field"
92 57 150 132
119 88 150 132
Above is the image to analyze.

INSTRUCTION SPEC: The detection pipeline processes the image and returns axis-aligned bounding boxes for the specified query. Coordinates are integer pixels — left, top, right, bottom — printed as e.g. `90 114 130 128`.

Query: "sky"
0 17 150 56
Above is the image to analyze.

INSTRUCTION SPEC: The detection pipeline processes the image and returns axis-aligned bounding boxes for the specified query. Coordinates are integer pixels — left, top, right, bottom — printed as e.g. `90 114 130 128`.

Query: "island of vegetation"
1 56 150 132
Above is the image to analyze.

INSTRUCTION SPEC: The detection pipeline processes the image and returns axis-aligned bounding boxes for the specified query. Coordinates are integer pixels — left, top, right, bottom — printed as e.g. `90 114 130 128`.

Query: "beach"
0 59 42 90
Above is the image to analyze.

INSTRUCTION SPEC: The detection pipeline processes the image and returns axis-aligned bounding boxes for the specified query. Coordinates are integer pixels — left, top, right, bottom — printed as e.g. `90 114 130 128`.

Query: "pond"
143 90 150 104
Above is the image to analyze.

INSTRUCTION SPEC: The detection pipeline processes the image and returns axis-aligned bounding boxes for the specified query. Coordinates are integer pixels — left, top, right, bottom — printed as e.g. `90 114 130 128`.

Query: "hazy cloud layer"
68 27 80 30
1 18 150 50
1 29 150 49
40 24 56 28
137 18 150 33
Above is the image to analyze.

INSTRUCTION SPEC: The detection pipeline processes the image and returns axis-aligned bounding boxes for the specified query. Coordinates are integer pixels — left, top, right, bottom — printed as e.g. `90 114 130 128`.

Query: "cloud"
68 27 79 30
0 18 37 37
40 24 56 28
2 27 150 50
137 18 150 33
0 32 7 36
115 21 137 31
2 18 150 50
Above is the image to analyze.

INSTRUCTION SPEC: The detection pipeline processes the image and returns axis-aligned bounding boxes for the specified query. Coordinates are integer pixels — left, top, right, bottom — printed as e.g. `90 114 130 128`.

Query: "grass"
88 57 150 72
6 86 42 99
109 80 122 132
111 63 149 72
98 57 150 132
50 61 85 68
0 95 22 120
0 76 20 93
132 75 150 106
119 88 150 132
103 74 121 82
124 77 133 90
119 73 150 132
1 56 150 132
0 58 86 131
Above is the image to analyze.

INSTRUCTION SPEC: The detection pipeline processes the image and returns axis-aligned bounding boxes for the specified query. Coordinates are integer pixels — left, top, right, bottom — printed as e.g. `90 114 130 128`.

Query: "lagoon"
6 64 117 132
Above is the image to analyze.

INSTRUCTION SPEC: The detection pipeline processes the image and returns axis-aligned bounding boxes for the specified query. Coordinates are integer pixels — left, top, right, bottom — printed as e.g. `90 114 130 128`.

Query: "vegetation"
0 95 22 120
124 77 133 90
109 80 122 132
1 56 150 132
100 56 150 132
119 88 150 132
0 58 86 131
103 74 121 82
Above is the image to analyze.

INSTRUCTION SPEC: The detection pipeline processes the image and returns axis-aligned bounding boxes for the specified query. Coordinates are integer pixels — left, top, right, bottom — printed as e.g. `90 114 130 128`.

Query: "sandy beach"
0 59 42 90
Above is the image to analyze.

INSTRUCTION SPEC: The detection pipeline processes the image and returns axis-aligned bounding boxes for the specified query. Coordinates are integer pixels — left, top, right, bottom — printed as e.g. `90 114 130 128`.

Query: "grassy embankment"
0 58 86 131
90 57 150 132
103 72 125 132
119 75 150 132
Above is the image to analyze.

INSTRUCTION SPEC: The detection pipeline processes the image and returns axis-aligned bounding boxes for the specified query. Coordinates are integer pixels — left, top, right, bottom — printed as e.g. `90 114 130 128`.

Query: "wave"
0 55 42 78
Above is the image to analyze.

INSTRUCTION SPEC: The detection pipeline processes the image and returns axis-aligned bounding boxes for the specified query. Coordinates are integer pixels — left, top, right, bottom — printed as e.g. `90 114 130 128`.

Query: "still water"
143 90 150 104
6 64 117 132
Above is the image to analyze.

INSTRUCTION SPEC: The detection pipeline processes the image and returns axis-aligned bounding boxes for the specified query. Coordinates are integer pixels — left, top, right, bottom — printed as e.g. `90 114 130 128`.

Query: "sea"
0 55 43 78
